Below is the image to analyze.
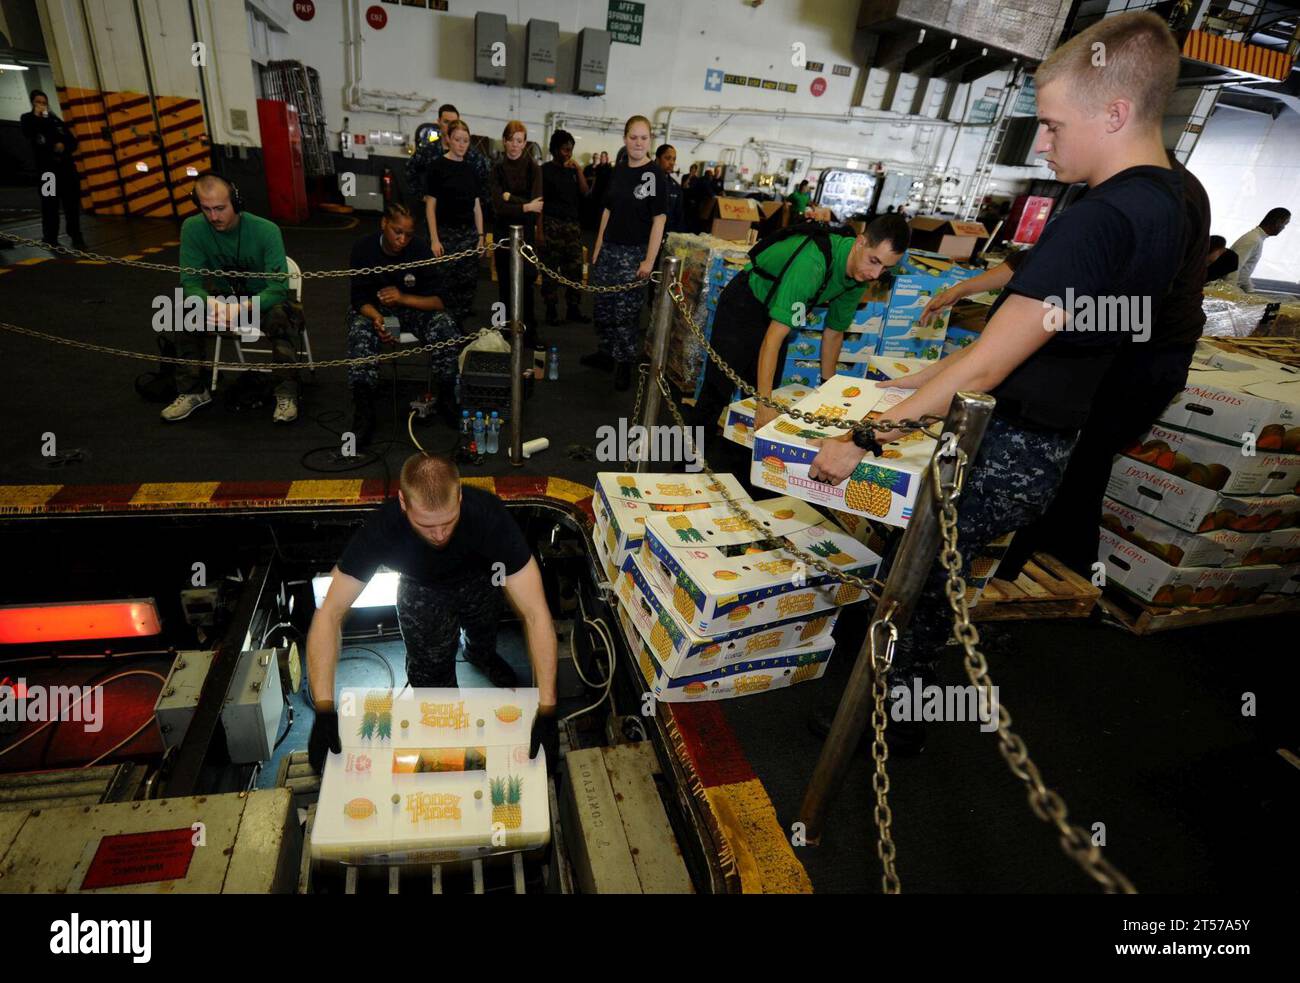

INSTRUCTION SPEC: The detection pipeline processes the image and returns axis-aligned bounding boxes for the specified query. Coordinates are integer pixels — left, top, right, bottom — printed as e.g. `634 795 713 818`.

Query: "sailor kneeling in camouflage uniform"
305 453 560 774
346 203 462 441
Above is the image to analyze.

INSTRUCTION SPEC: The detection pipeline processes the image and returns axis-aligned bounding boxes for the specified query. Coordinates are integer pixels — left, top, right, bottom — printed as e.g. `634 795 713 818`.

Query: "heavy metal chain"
657 374 885 599
518 241 661 294
0 229 503 280
930 449 1138 895
0 319 496 372
665 279 943 438
868 605 901 894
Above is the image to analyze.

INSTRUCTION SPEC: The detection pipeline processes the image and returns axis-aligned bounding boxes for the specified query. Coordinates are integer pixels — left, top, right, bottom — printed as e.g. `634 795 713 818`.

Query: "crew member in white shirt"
1230 207 1290 292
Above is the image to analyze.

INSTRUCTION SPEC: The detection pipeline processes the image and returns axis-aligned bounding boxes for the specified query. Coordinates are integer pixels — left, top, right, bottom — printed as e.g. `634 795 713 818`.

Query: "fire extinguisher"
381 168 394 203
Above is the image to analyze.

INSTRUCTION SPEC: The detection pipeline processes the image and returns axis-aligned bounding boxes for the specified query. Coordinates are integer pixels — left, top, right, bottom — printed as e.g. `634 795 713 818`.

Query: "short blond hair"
399 453 459 508
1035 11 1180 126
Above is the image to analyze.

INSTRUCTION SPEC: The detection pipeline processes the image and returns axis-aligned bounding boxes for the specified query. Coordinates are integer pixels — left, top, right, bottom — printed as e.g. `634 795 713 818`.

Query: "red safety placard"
81 828 197 890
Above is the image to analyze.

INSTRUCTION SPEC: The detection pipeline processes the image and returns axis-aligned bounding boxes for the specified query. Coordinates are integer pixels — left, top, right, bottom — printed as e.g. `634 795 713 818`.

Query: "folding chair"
210 256 314 391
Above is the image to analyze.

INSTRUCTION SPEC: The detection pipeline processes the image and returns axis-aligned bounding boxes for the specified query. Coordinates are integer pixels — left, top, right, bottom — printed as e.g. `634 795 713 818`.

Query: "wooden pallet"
1206 336 1300 367
1099 589 1300 635
970 552 1100 621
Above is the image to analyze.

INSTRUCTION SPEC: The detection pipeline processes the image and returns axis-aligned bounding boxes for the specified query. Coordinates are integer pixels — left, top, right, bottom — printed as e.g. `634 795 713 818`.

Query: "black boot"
348 386 376 449
468 651 519 688
545 302 561 327
566 305 591 324
580 350 616 371
614 361 632 392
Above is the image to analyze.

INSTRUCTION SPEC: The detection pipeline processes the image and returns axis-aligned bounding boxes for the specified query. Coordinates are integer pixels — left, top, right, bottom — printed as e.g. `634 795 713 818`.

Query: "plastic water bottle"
487 412 500 454
473 411 485 450
460 410 470 437
548 347 559 381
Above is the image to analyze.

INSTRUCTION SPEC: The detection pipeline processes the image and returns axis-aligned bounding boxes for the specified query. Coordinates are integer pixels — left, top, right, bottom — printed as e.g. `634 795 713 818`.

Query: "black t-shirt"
542 161 581 223
348 232 436 311
338 488 531 587
989 164 1185 429
602 161 667 246
425 156 479 230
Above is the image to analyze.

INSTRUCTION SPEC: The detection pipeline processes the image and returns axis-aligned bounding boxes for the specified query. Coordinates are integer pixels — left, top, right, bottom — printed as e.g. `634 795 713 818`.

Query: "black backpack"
747 220 860 311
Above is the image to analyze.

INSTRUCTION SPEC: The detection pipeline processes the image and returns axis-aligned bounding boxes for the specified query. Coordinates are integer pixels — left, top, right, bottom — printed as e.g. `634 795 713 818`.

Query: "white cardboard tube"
521 437 549 459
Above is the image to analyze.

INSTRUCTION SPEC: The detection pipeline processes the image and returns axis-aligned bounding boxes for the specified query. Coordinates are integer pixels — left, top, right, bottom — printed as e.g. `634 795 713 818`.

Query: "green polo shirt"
746 233 863 332
787 190 811 213
179 212 289 310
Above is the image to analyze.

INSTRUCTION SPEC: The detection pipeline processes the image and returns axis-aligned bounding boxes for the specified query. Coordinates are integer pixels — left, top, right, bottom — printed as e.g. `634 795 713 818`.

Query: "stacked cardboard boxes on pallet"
599 485 881 702
661 233 751 400
1101 344 1300 610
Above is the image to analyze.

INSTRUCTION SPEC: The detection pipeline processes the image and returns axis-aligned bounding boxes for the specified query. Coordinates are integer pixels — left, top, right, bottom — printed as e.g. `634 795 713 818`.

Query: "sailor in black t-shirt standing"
424 119 484 328
582 115 668 391
539 129 591 327
806 12 1190 753
345 203 462 443
305 454 559 773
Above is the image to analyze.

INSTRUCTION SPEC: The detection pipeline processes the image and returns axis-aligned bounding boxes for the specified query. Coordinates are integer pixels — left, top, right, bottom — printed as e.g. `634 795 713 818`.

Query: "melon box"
1097 529 1278 608
1101 496 1232 568
639 495 880 636
593 471 749 576
721 383 813 448
312 687 549 865
616 550 838 678
1202 526 1300 567
1123 421 1300 496
752 375 937 529
617 605 833 702
1158 366 1300 447
1105 456 1300 534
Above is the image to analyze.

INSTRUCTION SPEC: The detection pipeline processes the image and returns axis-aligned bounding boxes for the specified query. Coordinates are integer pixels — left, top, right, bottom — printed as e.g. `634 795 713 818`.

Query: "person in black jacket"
489 120 545 355
655 144 685 236
540 129 591 327
19 90 85 250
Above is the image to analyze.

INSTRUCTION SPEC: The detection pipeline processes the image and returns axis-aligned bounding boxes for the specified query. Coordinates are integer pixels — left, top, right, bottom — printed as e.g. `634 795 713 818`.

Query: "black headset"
190 171 242 213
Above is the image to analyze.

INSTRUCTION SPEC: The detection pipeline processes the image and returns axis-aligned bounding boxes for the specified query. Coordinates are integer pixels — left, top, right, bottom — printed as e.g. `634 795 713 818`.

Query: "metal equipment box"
221 648 283 763
154 649 216 752
0 789 299 893
475 12 508 85
525 19 559 89
574 28 610 96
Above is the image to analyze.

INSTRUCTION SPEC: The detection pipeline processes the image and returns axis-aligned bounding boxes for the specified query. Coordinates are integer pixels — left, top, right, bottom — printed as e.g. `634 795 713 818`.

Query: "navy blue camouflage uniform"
592 243 648 362
397 573 503 687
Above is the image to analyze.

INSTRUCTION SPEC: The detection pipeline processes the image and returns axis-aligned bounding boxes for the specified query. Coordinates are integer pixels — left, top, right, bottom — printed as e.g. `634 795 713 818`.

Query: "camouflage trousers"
886 415 1078 686
396 573 504 687
539 217 583 309
592 242 648 362
174 300 299 397
434 224 480 328
345 305 462 390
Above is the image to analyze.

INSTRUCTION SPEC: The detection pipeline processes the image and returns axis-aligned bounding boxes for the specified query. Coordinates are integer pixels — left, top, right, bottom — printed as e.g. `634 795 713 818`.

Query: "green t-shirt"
746 233 863 332
179 212 289 310
787 190 811 214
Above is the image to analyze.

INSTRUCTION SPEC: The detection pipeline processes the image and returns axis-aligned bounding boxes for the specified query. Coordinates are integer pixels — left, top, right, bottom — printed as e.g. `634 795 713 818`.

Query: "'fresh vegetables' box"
616 550 838 678
1097 529 1278 607
312 687 548 864
593 472 749 576
618 605 833 702
1105 456 1300 534
639 495 880 636
878 274 950 360
752 375 936 529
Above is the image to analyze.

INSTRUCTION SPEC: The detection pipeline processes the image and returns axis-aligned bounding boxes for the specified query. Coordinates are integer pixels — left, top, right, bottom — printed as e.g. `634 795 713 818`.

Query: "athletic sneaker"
273 394 298 423
160 390 212 422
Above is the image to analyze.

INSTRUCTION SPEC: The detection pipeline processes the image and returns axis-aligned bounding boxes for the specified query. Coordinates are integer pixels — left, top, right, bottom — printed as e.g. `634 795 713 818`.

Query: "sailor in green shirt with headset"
690 213 910 476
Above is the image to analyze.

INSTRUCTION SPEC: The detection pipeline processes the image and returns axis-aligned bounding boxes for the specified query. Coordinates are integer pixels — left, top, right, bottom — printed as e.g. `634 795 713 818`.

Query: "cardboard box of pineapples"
751 374 936 529
592 472 749 579
312 687 549 865
638 495 879 636
616 550 838 679
722 383 814 448
618 604 834 702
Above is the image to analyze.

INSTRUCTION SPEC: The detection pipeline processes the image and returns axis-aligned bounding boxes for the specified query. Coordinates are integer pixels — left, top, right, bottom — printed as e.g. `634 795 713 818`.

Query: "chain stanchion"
797 392 994 861
518 241 658 294
867 605 901 894
931 452 1138 894
0 229 503 280
508 225 526 467
634 255 681 473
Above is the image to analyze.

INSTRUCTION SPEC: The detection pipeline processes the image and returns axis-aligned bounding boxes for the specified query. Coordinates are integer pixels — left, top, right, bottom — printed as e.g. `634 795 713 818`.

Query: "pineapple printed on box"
640 495 880 636
490 775 524 830
751 374 935 529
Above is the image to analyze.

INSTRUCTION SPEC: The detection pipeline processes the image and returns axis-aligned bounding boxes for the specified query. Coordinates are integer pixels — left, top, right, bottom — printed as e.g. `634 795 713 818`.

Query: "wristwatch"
850 425 883 457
